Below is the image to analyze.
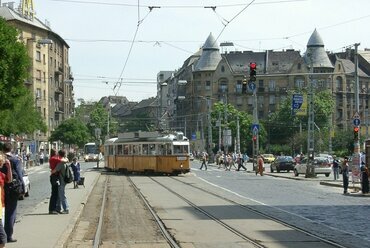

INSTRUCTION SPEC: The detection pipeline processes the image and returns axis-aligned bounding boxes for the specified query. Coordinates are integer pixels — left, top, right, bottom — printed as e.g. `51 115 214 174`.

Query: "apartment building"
0 2 74 152
162 31 370 145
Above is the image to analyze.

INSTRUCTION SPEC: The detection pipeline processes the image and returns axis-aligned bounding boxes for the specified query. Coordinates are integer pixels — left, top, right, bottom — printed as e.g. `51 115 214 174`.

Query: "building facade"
0 2 74 153
160 31 370 151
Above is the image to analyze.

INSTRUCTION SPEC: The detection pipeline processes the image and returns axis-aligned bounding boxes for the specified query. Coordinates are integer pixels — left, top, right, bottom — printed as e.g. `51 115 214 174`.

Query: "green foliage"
0 18 29 110
210 102 261 154
49 118 90 147
332 128 356 156
0 18 45 135
268 90 335 154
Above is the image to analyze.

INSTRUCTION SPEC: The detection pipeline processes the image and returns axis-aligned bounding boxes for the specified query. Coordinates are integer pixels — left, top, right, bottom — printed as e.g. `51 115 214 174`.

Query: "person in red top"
48 149 60 214
0 152 12 247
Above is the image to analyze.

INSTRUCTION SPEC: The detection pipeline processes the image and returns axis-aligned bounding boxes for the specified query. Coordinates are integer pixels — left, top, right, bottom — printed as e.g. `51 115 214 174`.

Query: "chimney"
8 2 14 9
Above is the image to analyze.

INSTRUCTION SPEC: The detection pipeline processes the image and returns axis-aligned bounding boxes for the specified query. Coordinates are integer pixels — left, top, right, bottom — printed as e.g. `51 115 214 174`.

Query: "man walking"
199 152 208 170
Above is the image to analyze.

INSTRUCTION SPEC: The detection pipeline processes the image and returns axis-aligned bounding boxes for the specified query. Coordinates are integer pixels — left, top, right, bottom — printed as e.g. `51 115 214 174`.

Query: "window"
258 80 264 88
43 54 46 64
269 95 276 105
36 70 41 80
36 88 41 99
36 51 41 61
295 78 305 88
297 63 301 70
236 80 242 93
43 90 46 100
221 66 225 72
205 81 211 90
268 80 275 91
43 72 46 83
219 81 227 92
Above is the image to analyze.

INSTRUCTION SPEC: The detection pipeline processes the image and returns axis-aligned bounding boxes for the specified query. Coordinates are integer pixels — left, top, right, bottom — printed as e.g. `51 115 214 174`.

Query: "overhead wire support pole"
352 43 361 186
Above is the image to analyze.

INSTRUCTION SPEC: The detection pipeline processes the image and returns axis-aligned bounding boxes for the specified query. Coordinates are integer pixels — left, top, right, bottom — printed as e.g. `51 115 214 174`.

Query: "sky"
16 0 370 104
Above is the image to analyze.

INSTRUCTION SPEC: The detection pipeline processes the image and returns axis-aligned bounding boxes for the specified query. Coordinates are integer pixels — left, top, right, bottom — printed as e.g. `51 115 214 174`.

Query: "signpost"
292 94 304 115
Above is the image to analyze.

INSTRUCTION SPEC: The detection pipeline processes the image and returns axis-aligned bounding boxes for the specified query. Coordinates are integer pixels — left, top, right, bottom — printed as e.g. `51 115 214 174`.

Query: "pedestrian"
70 158 81 189
97 151 103 168
360 165 369 194
51 150 70 214
0 143 24 243
236 153 247 171
257 154 264 176
332 155 340 181
0 152 13 247
199 152 208 170
342 157 350 194
39 151 44 165
48 149 59 214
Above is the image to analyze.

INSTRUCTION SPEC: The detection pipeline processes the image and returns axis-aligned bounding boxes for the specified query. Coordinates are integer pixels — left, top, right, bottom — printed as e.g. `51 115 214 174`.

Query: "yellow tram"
104 131 190 175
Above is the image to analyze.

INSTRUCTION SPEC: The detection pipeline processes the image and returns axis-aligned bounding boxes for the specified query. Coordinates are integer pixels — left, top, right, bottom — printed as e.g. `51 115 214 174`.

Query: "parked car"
294 156 331 177
270 156 295 173
19 169 30 200
317 153 334 165
262 154 275 163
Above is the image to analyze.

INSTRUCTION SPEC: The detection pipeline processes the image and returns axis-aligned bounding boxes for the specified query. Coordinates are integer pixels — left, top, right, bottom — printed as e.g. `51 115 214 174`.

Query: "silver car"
294 156 332 177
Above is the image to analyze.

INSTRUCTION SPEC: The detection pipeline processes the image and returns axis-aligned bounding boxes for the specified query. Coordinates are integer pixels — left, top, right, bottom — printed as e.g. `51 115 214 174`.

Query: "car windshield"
277 156 293 162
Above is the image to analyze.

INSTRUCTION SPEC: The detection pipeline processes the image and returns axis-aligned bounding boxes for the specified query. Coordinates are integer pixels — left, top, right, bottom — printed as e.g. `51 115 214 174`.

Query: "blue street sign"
248 82 256 91
353 118 361 126
292 94 303 110
251 124 259 131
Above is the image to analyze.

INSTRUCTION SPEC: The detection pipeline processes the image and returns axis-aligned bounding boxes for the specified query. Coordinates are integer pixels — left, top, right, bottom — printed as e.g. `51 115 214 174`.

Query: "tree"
210 102 262 155
268 90 335 154
49 118 90 147
0 17 45 135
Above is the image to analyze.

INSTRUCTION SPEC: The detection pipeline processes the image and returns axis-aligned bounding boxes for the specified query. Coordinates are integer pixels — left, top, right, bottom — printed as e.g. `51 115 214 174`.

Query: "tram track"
140 176 347 248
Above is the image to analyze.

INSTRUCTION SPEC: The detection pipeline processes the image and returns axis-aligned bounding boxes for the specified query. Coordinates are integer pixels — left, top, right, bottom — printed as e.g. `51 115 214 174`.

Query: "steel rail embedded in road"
170 177 347 248
127 176 180 248
149 177 265 248
93 175 108 248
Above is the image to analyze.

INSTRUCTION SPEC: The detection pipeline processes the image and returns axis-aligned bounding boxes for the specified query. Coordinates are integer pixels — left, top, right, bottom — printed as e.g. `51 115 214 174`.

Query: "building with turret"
160 31 370 152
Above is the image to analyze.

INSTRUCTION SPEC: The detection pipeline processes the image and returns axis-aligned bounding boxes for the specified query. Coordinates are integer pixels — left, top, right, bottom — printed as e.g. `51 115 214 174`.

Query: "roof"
194 33 222 71
304 29 333 69
223 49 301 74
0 6 69 47
337 59 368 77
307 29 324 47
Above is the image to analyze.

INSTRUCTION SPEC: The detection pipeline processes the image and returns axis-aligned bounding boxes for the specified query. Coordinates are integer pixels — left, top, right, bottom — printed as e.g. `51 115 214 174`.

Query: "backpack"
4 156 23 196
64 165 73 184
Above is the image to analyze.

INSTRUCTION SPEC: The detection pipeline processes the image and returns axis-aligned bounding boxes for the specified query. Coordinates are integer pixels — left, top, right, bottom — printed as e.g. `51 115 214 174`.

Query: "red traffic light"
354 127 359 132
250 62 257 70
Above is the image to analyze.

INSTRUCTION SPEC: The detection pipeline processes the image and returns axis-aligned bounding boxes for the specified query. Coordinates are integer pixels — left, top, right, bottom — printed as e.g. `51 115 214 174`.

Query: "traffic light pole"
352 43 361 188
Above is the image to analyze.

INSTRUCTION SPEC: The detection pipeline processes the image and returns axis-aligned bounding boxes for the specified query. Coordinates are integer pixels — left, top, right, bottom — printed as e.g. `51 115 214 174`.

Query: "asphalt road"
191 160 370 248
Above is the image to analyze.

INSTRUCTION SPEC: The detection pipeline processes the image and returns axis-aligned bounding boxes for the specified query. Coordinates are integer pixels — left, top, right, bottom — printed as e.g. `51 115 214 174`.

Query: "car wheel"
294 169 299 176
19 194 24 200
325 173 330 177
25 185 30 197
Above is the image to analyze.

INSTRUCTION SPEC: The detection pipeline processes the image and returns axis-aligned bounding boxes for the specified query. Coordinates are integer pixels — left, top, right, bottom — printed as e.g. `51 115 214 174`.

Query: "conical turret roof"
304 29 333 69
194 33 222 71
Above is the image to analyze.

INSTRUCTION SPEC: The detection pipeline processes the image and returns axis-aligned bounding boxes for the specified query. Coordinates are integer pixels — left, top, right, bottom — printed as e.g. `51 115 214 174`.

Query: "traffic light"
249 62 257 82
242 77 247 94
354 126 360 140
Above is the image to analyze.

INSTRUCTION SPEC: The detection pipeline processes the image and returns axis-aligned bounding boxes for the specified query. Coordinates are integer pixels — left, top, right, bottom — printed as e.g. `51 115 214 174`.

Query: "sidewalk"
7 168 101 248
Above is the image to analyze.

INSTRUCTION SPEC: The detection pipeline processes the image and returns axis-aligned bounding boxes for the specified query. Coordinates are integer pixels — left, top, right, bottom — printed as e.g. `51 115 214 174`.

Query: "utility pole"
352 43 361 184
236 116 240 154
218 111 222 154
207 98 213 161
306 53 316 177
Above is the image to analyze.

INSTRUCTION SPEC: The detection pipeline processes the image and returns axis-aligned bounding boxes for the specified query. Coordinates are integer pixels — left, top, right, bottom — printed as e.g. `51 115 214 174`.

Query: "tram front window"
174 145 188 155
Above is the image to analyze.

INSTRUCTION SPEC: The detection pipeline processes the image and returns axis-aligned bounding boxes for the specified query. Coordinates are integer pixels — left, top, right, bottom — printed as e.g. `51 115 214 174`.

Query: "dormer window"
221 66 225 72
